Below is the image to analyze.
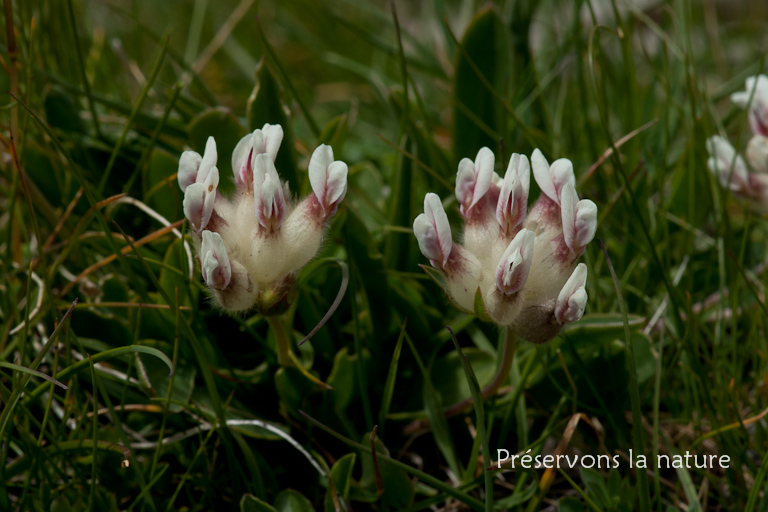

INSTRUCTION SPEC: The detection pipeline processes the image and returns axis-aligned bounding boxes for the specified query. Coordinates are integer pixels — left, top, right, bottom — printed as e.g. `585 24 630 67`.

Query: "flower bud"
414 193 452 268
253 153 286 233
456 147 494 216
531 149 574 206
178 137 217 192
201 230 231 290
309 144 348 219
495 229 535 295
496 153 530 236
560 183 597 257
555 263 588 324
232 124 284 191
183 166 219 233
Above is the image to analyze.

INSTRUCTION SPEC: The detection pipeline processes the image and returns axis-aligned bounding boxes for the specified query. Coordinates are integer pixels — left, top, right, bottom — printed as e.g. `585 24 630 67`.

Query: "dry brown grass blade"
582 118 659 183
73 301 192 311
58 219 184 297
43 187 84 252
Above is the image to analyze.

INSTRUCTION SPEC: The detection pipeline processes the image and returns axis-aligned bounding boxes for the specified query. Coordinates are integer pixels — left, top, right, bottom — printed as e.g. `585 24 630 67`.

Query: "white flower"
253 153 286 233
495 229 535 295
182 165 219 233
496 153 530 236
201 230 231 290
309 144 348 219
456 147 494 216
178 136 217 192
560 183 598 256
232 124 284 191
413 193 453 269
731 75 768 137
555 263 588 325
531 148 575 206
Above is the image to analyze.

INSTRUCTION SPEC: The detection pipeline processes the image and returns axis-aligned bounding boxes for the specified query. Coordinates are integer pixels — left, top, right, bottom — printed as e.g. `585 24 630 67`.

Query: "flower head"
178 127 347 314
414 147 597 343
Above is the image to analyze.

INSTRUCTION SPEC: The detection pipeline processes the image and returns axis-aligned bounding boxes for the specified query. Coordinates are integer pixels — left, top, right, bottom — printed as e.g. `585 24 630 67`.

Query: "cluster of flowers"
413 147 597 343
178 124 348 314
707 75 768 214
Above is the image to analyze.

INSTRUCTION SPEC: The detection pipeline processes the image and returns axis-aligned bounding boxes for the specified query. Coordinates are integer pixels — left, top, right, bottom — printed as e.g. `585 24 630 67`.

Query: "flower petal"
531 149 575 205
198 136 217 184
183 166 219 232
201 230 231 290
495 228 535 295
555 263 588 324
262 123 284 161
413 193 452 268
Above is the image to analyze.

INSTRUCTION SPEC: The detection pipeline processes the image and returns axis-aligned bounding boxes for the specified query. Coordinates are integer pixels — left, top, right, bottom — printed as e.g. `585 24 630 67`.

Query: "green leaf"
145 148 181 222
431 347 495 405
451 6 509 160
316 113 349 157
324 453 356 512
274 489 315 512
557 496 587 512
580 467 611 508
138 347 195 413
473 287 492 322
274 367 324 416
188 107 245 196
247 58 299 193
241 494 277 512
326 347 356 411
352 433 414 508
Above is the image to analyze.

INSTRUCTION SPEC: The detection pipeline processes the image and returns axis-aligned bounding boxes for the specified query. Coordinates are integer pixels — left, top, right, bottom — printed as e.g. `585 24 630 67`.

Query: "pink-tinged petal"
555 263 588 324
496 153 530 234
706 136 749 190
197 137 218 184
309 144 348 218
455 147 495 215
178 151 202 191
201 230 231 290
747 135 768 174
413 192 452 268
561 183 597 256
253 153 286 232
495 228 535 295
232 134 254 190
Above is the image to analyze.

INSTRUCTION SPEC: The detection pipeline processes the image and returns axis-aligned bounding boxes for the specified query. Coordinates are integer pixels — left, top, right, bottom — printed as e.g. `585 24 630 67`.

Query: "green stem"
268 316 294 368
444 328 516 418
